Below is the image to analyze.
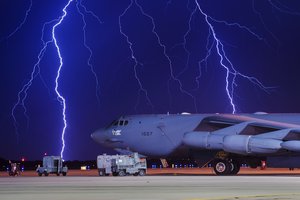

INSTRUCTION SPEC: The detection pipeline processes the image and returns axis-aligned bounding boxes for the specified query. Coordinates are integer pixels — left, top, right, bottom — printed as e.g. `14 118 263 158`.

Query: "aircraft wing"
202 114 300 130
183 114 300 155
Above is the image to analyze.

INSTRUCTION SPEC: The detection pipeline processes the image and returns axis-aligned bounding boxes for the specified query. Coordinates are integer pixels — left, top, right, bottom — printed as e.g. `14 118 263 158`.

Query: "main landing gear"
212 158 240 176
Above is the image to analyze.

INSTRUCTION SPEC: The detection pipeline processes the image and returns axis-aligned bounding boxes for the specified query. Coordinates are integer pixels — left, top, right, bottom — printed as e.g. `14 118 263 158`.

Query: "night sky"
1 0 300 161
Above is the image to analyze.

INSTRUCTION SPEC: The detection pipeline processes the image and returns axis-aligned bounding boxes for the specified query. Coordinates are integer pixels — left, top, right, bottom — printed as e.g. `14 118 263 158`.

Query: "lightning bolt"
52 0 74 160
134 0 198 112
194 0 270 114
76 0 103 23
171 2 198 81
119 0 154 112
12 0 74 160
1 0 32 42
11 41 49 142
252 0 281 49
76 0 103 103
195 28 215 90
205 15 264 42
11 17 55 141
5 0 34 141
268 0 300 16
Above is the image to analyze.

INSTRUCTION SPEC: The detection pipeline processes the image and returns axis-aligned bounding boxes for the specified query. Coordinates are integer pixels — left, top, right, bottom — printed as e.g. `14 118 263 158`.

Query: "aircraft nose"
90 132 96 140
91 129 105 144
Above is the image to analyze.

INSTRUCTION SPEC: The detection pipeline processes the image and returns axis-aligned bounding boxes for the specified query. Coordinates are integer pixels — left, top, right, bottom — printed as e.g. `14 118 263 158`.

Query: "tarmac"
1 169 300 200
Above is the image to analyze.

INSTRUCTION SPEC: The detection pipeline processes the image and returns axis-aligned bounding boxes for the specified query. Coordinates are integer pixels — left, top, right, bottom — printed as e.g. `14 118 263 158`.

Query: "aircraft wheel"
213 159 231 176
138 169 146 176
230 160 240 175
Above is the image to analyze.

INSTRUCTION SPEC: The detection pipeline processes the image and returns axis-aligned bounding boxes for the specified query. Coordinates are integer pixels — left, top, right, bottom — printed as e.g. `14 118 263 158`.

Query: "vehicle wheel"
118 170 126 176
62 172 67 176
112 172 118 176
56 173 60 176
213 159 231 176
38 172 42 176
98 169 104 176
138 169 145 176
44 172 49 176
105 173 110 176
133 173 138 176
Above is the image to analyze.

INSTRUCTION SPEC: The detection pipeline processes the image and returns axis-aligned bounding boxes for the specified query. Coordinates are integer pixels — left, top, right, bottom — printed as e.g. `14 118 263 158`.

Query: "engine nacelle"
281 141 300 152
223 135 282 155
183 131 224 150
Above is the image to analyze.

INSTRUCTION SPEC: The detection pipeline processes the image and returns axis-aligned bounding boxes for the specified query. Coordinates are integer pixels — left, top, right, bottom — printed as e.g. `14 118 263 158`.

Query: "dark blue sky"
1 0 300 160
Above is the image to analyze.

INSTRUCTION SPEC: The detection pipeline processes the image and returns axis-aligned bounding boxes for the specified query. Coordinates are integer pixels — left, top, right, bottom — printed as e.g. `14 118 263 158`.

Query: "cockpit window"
113 121 119 126
106 119 129 128
106 120 117 129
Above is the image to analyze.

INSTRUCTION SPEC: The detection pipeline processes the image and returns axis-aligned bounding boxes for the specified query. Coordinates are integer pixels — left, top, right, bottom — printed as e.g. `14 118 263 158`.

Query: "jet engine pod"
223 135 282 155
183 131 209 149
223 135 250 154
183 131 224 150
281 141 300 152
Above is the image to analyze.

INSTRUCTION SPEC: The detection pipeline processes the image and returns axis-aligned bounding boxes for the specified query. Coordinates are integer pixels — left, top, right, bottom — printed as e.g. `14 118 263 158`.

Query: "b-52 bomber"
91 112 300 175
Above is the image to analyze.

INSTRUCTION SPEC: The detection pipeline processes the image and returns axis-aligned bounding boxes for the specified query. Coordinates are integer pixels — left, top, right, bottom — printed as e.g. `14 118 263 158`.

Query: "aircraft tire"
230 160 240 175
213 159 231 176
